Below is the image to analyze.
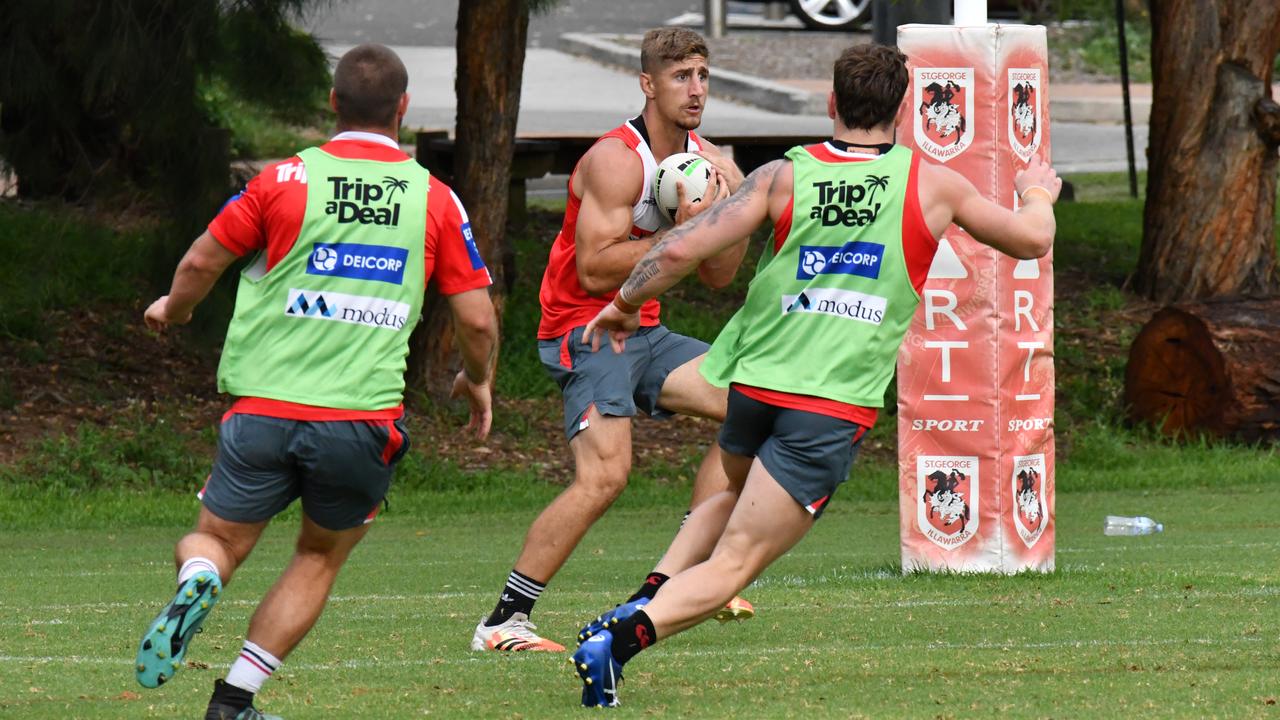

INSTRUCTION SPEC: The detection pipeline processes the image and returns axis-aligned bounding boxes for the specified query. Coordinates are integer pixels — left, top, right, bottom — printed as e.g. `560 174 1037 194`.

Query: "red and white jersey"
538 117 704 339
615 116 705 237
207 131 492 420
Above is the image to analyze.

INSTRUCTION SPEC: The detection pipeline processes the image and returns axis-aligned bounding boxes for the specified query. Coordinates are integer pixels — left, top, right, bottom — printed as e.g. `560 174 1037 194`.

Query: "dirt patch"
1 226 1147 481
0 307 224 466
2 289 1134 481
0 304 734 481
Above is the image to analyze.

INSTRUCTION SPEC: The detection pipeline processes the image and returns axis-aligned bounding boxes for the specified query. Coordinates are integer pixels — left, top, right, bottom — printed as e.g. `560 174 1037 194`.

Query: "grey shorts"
718 387 868 518
201 413 411 531
538 324 708 440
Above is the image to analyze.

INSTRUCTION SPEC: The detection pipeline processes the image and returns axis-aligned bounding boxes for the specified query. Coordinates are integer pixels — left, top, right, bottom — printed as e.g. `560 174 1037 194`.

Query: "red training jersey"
207 132 492 421
537 117 704 339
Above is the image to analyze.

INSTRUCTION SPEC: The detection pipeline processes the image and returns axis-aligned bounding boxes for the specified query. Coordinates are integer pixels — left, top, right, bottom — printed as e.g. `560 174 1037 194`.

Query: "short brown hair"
833 44 909 130
640 27 709 73
333 44 409 128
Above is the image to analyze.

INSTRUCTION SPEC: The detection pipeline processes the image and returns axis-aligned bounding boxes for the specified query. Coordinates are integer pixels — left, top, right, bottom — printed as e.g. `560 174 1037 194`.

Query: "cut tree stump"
1124 296 1280 442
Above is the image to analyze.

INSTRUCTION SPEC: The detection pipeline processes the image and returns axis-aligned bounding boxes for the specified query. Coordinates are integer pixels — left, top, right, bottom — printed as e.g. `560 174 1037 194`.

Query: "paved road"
314 0 1148 175
333 44 832 137
307 0 703 47
330 42 1147 175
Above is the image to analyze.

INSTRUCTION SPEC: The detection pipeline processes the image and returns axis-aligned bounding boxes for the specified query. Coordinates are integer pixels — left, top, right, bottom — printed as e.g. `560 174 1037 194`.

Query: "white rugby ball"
654 152 712 224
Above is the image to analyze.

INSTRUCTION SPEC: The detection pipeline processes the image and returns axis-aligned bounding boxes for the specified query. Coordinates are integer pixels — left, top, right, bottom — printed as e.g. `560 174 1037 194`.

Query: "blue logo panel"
306 243 409 285
796 241 885 280
461 222 486 271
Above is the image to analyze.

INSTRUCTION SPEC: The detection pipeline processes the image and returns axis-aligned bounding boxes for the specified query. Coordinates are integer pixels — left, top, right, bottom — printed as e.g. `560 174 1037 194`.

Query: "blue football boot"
577 597 650 644
572 630 624 708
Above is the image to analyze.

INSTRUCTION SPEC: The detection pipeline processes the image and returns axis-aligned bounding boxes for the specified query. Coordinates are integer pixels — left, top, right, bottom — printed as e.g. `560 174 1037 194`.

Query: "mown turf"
3 170 1278 719
1 483 1276 719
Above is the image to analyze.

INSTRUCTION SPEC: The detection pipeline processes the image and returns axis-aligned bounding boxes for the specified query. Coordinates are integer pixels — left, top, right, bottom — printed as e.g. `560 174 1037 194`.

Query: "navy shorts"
718 387 867 518
201 413 411 531
538 324 708 440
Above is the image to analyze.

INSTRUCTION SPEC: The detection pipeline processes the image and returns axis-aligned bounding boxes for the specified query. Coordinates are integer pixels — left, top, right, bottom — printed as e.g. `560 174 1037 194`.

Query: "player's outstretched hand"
583 302 641 354
144 296 192 332
697 147 745 193
450 370 492 441
1014 156 1062 203
673 167 729 225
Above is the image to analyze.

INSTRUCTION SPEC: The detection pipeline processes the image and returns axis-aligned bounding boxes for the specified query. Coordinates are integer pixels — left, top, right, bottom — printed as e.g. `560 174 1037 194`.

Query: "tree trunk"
1124 297 1280 442
1137 0 1280 302
405 0 530 398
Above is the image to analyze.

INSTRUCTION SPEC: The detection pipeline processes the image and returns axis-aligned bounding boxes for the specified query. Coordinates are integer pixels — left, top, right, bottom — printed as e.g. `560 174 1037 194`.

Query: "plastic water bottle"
1104 515 1163 536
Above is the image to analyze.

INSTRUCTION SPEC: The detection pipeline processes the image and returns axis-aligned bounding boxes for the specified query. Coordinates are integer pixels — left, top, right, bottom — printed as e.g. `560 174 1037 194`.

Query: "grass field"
3 175 1280 718
1 481 1277 719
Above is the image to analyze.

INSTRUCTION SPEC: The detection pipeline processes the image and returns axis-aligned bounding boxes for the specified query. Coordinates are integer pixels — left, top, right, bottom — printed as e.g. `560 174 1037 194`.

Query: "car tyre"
787 0 872 30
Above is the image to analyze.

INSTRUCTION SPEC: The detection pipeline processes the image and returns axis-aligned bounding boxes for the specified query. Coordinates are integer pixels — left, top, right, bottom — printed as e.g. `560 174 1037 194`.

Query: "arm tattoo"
620 160 783 303
619 255 663 305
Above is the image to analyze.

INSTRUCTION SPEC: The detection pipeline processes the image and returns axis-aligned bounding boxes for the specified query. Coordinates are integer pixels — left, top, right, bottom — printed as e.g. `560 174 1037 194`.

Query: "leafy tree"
0 0 329 207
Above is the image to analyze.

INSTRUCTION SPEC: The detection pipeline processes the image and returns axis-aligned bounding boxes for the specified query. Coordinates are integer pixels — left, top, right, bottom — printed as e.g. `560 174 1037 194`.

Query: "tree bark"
1137 0 1280 302
405 0 530 398
1124 297 1280 442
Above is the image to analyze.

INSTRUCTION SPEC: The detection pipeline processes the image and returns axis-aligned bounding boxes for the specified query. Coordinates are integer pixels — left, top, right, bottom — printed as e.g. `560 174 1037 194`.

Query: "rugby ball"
654 152 712 224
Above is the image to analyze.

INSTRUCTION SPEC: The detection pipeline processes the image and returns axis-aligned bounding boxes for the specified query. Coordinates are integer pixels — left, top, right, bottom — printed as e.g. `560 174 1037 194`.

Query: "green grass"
2 172 1280 716
1054 20 1154 83
0 483 1276 718
198 77 328 161
1050 15 1278 83
1062 170 1146 204
0 204 156 345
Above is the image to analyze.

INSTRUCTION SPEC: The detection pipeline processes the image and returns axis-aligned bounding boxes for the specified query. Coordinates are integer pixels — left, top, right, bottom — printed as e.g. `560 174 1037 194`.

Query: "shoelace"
502 618 544 640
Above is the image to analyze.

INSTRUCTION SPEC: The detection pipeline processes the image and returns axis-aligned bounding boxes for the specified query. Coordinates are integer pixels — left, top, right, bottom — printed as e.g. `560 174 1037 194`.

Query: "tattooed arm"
625 160 781 302
694 165 757 289
584 160 785 352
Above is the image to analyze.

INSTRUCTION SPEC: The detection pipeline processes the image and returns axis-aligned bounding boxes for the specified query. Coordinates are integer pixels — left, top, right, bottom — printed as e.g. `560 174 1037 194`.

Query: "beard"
671 112 702 131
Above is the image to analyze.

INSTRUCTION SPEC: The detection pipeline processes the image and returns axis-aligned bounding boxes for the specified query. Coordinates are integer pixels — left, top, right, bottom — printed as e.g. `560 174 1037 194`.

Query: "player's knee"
705 394 728 423
709 549 748 577
575 462 631 507
710 536 763 582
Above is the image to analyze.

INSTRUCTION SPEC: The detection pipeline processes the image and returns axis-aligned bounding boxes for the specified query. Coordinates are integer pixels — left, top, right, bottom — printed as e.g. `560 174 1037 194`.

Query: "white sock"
225 640 281 694
177 557 220 584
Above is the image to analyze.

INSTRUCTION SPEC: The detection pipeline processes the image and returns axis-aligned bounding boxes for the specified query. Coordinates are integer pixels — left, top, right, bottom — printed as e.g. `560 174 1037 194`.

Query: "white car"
736 0 1031 31
738 0 872 30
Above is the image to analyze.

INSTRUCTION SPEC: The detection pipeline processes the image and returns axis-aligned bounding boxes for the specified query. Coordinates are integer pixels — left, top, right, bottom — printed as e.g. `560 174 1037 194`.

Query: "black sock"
206 679 253 719
609 609 656 665
485 569 545 626
626 572 669 603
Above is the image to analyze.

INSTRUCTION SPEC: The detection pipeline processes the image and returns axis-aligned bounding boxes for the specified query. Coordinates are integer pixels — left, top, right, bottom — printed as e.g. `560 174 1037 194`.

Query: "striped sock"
485 569 545 626
177 557 220 585
679 510 692 528
225 640 281 694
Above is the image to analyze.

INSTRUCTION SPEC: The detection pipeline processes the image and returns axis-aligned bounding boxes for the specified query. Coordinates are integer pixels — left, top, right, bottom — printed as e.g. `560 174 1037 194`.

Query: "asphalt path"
325 42 1148 176
313 1 1148 175
306 0 704 47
